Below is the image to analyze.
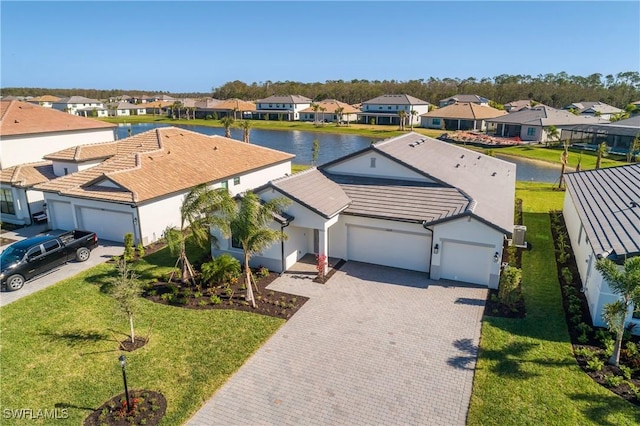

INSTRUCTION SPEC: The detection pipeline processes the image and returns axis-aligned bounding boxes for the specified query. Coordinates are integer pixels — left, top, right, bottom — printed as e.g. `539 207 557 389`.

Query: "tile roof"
0 101 116 136
440 94 489 104
210 99 257 111
0 161 57 188
331 174 469 223
29 95 61 102
565 164 640 262
267 168 351 218
363 94 430 105
421 102 507 120
371 133 516 233
195 98 222 109
105 102 145 110
54 96 102 104
486 105 610 126
256 95 312 104
299 99 360 114
564 101 623 114
35 127 294 204
142 100 174 109
504 99 545 111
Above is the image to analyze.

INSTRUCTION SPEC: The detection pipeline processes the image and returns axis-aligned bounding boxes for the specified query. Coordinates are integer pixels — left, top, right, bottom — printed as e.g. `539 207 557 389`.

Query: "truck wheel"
6 275 25 291
76 247 91 262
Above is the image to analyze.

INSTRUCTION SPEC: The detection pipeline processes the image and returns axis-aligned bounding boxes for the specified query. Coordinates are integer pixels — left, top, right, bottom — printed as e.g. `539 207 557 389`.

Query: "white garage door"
49 201 75 230
440 241 492 286
78 207 134 243
347 225 431 272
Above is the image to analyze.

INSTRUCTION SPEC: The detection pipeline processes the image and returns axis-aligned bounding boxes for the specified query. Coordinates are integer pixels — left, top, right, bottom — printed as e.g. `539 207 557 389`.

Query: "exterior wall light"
433 243 439 254
494 252 500 263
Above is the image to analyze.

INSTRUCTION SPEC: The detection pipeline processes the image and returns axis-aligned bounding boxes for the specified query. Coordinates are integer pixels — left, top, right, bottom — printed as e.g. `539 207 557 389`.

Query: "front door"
313 229 319 253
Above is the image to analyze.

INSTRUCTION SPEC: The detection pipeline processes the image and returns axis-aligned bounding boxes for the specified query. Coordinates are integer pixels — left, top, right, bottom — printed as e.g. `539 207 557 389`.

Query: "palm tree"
335 106 344 127
220 115 235 138
558 139 570 190
611 111 630 122
627 134 640 162
171 101 183 119
398 110 407 131
212 191 290 307
595 257 640 366
409 109 419 131
164 185 235 284
239 120 252 143
546 125 560 148
319 106 326 125
595 142 608 169
310 103 320 125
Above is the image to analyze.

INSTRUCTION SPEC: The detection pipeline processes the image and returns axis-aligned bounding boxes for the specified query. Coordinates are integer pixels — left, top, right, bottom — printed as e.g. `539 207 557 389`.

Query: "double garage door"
347 225 431 272
48 201 134 243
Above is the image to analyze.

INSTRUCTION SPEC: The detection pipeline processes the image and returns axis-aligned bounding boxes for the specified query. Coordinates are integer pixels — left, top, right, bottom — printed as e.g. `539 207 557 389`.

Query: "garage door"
440 241 492 286
347 225 431 272
78 207 134 243
49 201 75 230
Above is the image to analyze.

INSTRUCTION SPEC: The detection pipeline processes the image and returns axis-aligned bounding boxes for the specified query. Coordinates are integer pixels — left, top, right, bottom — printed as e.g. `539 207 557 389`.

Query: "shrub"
210 295 221 305
205 115 213 120
568 303 582 316
555 232 570 264
194 291 203 298
198 300 207 307
160 293 174 303
561 267 573 285
570 314 583 325
586 358 604 372
225 285 234 298
604 338 615 358
258 266 270 278
506 245 517 266
498 266 522 308
620 365 633 380
575 322 592 344
136 243 145 258
123 233 135 262
201 254 241 286
595 328 614 344
604 374 623 388
627 381 640 400
574 346 596 359
625 341 640 358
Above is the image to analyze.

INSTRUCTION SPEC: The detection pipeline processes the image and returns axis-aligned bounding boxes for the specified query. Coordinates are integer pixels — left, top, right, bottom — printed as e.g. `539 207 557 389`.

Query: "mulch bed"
84 390 166 426
118 336 148 352
144 271 309 320
550 210 640 406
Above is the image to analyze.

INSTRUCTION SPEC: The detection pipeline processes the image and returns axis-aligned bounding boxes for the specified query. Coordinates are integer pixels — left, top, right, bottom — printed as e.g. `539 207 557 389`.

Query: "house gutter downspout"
280 221 290 276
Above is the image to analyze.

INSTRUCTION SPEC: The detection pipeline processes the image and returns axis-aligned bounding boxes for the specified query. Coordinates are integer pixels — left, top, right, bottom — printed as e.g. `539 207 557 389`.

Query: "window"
231 235 242 249
0 188 15 215
43 240 61 253
388 106 392 110
64 167 68 175
233 177 241 186
220 181 228 189
370 157 376 168
527 127 536 136
27 246 42 259
432 118 441 126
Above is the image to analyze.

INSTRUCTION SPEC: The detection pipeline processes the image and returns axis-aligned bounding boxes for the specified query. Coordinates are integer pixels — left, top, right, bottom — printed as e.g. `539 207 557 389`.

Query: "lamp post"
119 355 131 412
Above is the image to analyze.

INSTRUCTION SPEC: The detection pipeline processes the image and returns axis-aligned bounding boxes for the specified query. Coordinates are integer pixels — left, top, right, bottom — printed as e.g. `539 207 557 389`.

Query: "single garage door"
78 207 134 243
347 225 431 272
440 241 492 286
49 201 75 230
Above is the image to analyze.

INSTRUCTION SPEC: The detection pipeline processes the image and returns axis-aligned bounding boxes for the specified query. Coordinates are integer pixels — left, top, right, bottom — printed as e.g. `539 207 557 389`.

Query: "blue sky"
1 1 639 93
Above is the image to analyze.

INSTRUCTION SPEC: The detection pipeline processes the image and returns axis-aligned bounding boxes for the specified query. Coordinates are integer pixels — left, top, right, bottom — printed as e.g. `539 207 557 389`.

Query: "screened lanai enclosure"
561 123 640 157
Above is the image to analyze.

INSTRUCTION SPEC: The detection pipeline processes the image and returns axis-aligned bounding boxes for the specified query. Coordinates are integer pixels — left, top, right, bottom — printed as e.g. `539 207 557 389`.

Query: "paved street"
0 226 122 307
187 261 487 426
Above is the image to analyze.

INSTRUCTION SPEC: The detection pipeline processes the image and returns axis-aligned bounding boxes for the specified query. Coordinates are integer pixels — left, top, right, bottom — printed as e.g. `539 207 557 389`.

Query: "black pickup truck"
0 230 98 291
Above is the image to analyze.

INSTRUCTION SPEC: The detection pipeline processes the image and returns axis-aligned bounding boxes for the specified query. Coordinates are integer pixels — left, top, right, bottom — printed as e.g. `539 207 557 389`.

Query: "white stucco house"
105 102 147 117
213 132 516 288
0 101 116 225
254 95 312 121
51 96 105 116
298 99 360 124
562 101 623 121
563 164 640 330
33 127 294 244
358 94 430 126
420 102 507 131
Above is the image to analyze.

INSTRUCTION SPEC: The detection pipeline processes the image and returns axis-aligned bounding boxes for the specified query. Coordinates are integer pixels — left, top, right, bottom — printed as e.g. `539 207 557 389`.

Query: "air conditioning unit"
513 225 527 248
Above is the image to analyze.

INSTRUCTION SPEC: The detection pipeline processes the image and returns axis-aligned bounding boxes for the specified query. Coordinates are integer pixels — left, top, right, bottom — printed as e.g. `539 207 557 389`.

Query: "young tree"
398 110 407 131
110 259 142 344
220 115 235 138
558 139 570 190
595 257 640 366
409 109 419 131
335 106 344 127
310 103 320 125
165 184 235 284
311 137 320 166
595 141 608 169
319 106 326 125
628 134 640 163
239 120 252 143
212 191 290 308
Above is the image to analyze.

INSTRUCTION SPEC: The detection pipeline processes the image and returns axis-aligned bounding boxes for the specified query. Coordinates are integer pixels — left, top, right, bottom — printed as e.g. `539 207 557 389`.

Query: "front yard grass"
0 244 284 425
467 185 640 425
496 144 627 169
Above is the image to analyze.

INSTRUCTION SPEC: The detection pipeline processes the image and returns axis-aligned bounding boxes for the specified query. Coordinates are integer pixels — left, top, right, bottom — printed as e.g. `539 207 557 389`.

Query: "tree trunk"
129 314 135 344
596 151 602 169
609 331 623 366
244 254 255 308
558 163 566 189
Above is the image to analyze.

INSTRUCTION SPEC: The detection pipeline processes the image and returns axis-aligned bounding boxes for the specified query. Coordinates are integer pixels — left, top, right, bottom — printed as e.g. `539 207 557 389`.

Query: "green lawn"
495 144 627 169
467 184 640 425
0 244 283 425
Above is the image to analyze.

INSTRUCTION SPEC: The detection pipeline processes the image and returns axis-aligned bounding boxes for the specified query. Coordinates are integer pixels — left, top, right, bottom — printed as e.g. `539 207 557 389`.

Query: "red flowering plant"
315 254 327 282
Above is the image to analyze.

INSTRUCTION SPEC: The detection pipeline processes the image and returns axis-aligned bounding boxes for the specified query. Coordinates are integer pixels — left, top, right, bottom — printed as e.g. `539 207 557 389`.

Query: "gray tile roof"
372 133 516 233
331 174 469 223
486 106 610 126
256 95 312 104
268 168 351 218
54 96 102 104
440 94 489 104
362 94 430 105
565 164 640 262
610 115 640 127
563 101 622 114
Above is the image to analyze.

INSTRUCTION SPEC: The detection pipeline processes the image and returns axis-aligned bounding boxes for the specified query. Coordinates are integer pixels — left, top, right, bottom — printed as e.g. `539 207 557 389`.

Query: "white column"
319 229 328 275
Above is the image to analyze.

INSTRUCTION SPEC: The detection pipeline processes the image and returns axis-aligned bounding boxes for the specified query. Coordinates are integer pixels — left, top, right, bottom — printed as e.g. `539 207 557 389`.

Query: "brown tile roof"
36 127 294 204
142 101 174 109
0 161 57 188
0 101 116 136
421 102 507 120
211 99 256 111
29 95 61 102
299 100 360 114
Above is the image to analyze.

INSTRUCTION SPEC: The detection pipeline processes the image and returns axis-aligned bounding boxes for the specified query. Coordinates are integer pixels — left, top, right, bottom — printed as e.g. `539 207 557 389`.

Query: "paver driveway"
188 262 487 426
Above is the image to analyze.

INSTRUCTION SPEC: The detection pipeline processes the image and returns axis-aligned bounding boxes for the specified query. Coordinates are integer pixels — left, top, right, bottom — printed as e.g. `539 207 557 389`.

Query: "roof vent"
460 154 465 158
455 164 460 168
213 146 218 150
492 172 497 176
409 143 416 147
14 119 19 123
477 155 481 160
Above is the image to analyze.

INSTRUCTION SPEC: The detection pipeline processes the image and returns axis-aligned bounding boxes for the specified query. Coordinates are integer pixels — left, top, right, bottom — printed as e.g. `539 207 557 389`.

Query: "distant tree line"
3 72 639 109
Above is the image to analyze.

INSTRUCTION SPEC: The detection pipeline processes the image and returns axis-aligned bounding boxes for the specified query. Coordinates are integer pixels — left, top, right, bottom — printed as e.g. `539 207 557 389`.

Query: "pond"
116 123 561 182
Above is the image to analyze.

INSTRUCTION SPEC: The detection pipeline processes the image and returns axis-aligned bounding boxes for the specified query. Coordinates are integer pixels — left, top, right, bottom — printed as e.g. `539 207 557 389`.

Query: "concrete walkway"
187 262 487 426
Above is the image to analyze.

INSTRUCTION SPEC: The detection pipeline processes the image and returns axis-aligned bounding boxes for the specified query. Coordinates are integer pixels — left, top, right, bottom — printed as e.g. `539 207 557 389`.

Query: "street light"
119 355 131 412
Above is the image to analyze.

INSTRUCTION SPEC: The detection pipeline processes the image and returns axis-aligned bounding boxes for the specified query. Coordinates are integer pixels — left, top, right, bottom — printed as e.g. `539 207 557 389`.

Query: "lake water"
116 123 560 182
